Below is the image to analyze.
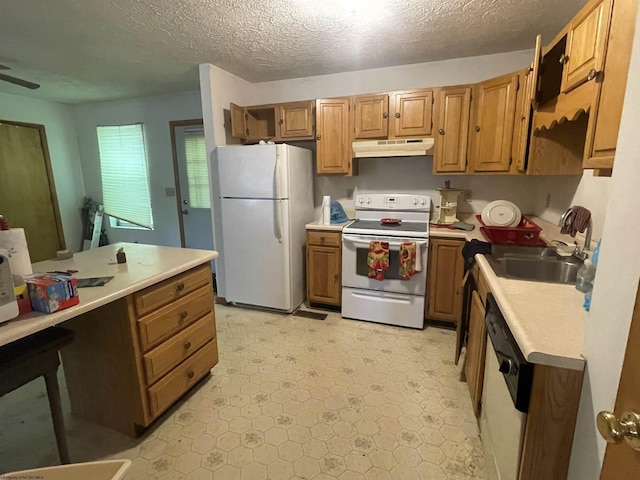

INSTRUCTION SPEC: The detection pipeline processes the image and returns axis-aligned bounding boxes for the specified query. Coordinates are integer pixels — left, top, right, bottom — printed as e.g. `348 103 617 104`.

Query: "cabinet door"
512 69 534 173
389 90 433 138
307 244 341 306
279 101 315 140
353 94 389 139
464 290 486 418
433 87 471 173
427 238 465 325
230 103 248 139
469 73 519 173
316 98 351 174
562 0 612 93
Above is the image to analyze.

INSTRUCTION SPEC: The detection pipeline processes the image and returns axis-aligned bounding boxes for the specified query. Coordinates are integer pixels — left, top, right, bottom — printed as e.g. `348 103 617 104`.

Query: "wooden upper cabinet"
469 73 519 173
279 101 315 140
389 90 433 138
433 87 471 174
353 94 389 139
230 103 248 140
316 98 351 174
512 68 535 173
561 0 612 93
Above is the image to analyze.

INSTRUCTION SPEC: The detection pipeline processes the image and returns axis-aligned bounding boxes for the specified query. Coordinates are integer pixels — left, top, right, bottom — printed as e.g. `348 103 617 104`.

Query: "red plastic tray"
476 215 544 246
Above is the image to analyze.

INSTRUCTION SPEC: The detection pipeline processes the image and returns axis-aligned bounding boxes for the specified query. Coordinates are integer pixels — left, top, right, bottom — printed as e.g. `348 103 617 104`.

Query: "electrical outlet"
545 193 551 209
347 188 354 199
165 187 176 197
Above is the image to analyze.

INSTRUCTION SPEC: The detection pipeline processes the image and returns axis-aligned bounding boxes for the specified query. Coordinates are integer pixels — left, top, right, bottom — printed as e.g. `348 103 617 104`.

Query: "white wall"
568 6 640 478
74 91 202 247
0 92 85 252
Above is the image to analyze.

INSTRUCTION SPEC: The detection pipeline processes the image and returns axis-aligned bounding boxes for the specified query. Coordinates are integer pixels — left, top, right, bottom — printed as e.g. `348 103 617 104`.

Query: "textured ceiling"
0 0 587 104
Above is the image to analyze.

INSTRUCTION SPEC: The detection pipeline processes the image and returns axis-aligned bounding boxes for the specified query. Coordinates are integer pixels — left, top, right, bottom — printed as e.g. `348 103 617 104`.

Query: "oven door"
341 233 428 295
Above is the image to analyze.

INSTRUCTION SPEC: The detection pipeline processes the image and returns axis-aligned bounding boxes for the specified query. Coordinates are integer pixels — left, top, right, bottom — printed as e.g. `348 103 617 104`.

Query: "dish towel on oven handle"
367 241 389 281
399 242 423 279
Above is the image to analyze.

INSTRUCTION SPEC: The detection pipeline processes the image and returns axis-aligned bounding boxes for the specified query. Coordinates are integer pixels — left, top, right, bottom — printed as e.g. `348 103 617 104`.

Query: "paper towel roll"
0 228 33 277
322 196 331 225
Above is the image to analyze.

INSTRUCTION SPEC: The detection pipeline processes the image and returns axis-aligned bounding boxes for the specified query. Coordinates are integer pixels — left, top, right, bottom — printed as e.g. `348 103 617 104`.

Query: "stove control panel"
355 194 431 211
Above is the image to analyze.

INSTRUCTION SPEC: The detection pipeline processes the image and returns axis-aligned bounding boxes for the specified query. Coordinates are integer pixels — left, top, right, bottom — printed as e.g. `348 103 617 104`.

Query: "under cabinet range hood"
352 138 434 158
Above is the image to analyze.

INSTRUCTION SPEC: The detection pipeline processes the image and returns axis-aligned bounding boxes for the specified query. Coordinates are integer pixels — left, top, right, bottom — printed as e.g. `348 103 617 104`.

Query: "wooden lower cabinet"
306 230 342 306
465 290 487 417
61 264 218 436
426 238 465 325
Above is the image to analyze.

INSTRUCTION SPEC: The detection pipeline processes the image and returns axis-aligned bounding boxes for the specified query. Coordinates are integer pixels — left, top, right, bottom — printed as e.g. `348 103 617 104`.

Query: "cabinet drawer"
137 286 213 351
135 264 211 317
143 313 216 385
147 340 218 418
307 231 341 247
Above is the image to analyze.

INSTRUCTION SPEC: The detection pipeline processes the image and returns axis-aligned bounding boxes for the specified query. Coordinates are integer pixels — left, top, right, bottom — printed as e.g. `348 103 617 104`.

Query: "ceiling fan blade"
0 72 40 90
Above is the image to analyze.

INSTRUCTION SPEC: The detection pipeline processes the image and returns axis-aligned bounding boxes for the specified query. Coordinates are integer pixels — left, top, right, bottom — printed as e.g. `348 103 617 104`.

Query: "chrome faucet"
559 207 593 260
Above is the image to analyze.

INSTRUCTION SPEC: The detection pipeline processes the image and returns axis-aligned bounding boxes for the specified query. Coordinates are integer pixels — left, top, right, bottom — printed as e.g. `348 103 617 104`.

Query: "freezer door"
216 145 289 199
220 198 293 311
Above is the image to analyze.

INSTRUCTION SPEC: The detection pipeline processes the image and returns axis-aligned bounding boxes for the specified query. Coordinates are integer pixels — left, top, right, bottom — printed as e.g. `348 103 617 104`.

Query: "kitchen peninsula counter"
1 243 219 436
430 215 586 371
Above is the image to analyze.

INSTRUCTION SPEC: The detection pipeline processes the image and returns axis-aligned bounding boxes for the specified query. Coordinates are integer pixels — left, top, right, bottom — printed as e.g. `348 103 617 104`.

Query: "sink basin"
486 245 583 284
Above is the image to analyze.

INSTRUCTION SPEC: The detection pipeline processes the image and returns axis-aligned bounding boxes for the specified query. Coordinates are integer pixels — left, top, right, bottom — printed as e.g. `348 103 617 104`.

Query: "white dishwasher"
480 293 533 480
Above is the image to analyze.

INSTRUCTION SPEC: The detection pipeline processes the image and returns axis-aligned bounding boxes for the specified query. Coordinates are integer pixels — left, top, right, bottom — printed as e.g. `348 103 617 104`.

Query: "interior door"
170 120 214 255
0 120 65 262
599 281 640 478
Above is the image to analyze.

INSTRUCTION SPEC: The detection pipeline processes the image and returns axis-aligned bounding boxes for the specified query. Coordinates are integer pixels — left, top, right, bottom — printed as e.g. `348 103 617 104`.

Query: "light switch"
165 187 176 197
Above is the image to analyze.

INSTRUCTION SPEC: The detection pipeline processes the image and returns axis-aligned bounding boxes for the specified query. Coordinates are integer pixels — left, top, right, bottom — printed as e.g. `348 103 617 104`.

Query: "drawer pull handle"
187 370 195 379
180 311 188 321
184 341 192 349
176 282 185 292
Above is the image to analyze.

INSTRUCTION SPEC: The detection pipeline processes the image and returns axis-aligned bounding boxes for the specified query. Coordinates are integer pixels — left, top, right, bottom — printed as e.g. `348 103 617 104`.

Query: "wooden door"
562 0 612 93
353 94 389 139
316 98 351 174
279 101 314 140
469 73 519 173
433 87 471 173
307 244 341 306
230 103 248 140
465 290 486 418
0 121 65 262
427 238 465 324
600 281 640 478
389 90 433 138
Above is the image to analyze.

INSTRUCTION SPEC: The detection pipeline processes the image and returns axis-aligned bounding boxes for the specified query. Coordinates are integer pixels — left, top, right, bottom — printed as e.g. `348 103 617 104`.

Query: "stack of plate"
480 200 522 227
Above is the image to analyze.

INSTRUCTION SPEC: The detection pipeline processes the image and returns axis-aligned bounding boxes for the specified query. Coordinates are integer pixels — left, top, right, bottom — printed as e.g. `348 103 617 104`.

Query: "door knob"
182 209 189 214
596 411 640 451
587 69 598 81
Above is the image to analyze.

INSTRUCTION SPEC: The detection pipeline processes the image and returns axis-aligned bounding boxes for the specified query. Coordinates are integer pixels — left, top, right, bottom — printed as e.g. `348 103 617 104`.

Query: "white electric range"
341 193 431 329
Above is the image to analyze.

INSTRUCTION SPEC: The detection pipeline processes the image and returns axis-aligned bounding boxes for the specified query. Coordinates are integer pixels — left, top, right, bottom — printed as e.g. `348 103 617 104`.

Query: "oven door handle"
342 235 428 250
350 291 413 304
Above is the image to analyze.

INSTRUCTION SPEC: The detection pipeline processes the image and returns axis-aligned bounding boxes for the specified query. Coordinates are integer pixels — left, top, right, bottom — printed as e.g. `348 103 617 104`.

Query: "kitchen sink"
486 245 583 284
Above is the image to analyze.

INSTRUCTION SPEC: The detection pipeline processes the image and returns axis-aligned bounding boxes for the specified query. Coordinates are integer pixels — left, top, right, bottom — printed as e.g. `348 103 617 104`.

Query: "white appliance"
341 194 431 329
212 144 314 312
352 138 434 158
0 249 18 324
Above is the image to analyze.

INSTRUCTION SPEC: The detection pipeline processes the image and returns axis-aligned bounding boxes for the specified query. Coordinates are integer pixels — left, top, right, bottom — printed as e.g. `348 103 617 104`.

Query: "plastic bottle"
575 258 595 293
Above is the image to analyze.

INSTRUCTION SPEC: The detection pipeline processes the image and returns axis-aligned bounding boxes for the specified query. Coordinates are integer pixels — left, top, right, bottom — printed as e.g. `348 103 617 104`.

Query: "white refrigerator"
212 144 314 312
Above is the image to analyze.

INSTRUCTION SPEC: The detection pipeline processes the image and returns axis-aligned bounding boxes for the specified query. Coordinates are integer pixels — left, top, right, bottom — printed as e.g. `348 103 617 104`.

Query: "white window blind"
96 124 154 229
184 130 210 209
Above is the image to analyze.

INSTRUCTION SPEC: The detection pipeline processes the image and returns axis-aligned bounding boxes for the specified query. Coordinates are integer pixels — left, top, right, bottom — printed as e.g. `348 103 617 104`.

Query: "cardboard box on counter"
25 273 79 313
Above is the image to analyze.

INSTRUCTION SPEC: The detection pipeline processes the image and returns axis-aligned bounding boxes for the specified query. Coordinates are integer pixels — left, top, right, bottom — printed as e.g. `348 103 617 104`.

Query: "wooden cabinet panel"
584 0 638 170
427 238 465 325
465 290 486 418
316 98 351 174
279 101 314 140
307 231 341 306
389 90 433 138
147 340 219 418
562 0 612 93
433 87 471 173
137 286 213 351
230 103 247 139
134 264 211 317
353 94 389 139
469 73 519 173
512 69 534 173
143 313 216 385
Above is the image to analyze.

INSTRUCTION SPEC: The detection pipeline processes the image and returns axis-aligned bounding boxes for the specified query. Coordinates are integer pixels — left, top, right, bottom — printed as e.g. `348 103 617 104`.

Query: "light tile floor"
0 305 485 479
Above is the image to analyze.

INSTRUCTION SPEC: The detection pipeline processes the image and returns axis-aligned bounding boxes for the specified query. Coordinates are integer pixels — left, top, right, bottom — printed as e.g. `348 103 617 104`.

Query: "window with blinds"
184 130 210 209
96 124 154 229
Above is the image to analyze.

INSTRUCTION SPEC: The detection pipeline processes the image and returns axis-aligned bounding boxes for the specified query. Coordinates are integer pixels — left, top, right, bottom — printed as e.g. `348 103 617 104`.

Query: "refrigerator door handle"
275 200 283 243
274 149 281 200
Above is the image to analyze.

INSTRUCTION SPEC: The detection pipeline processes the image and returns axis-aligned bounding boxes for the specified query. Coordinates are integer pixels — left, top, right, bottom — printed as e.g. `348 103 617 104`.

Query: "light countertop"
0 243 217 348
432 214 586 371
306 219 354 231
